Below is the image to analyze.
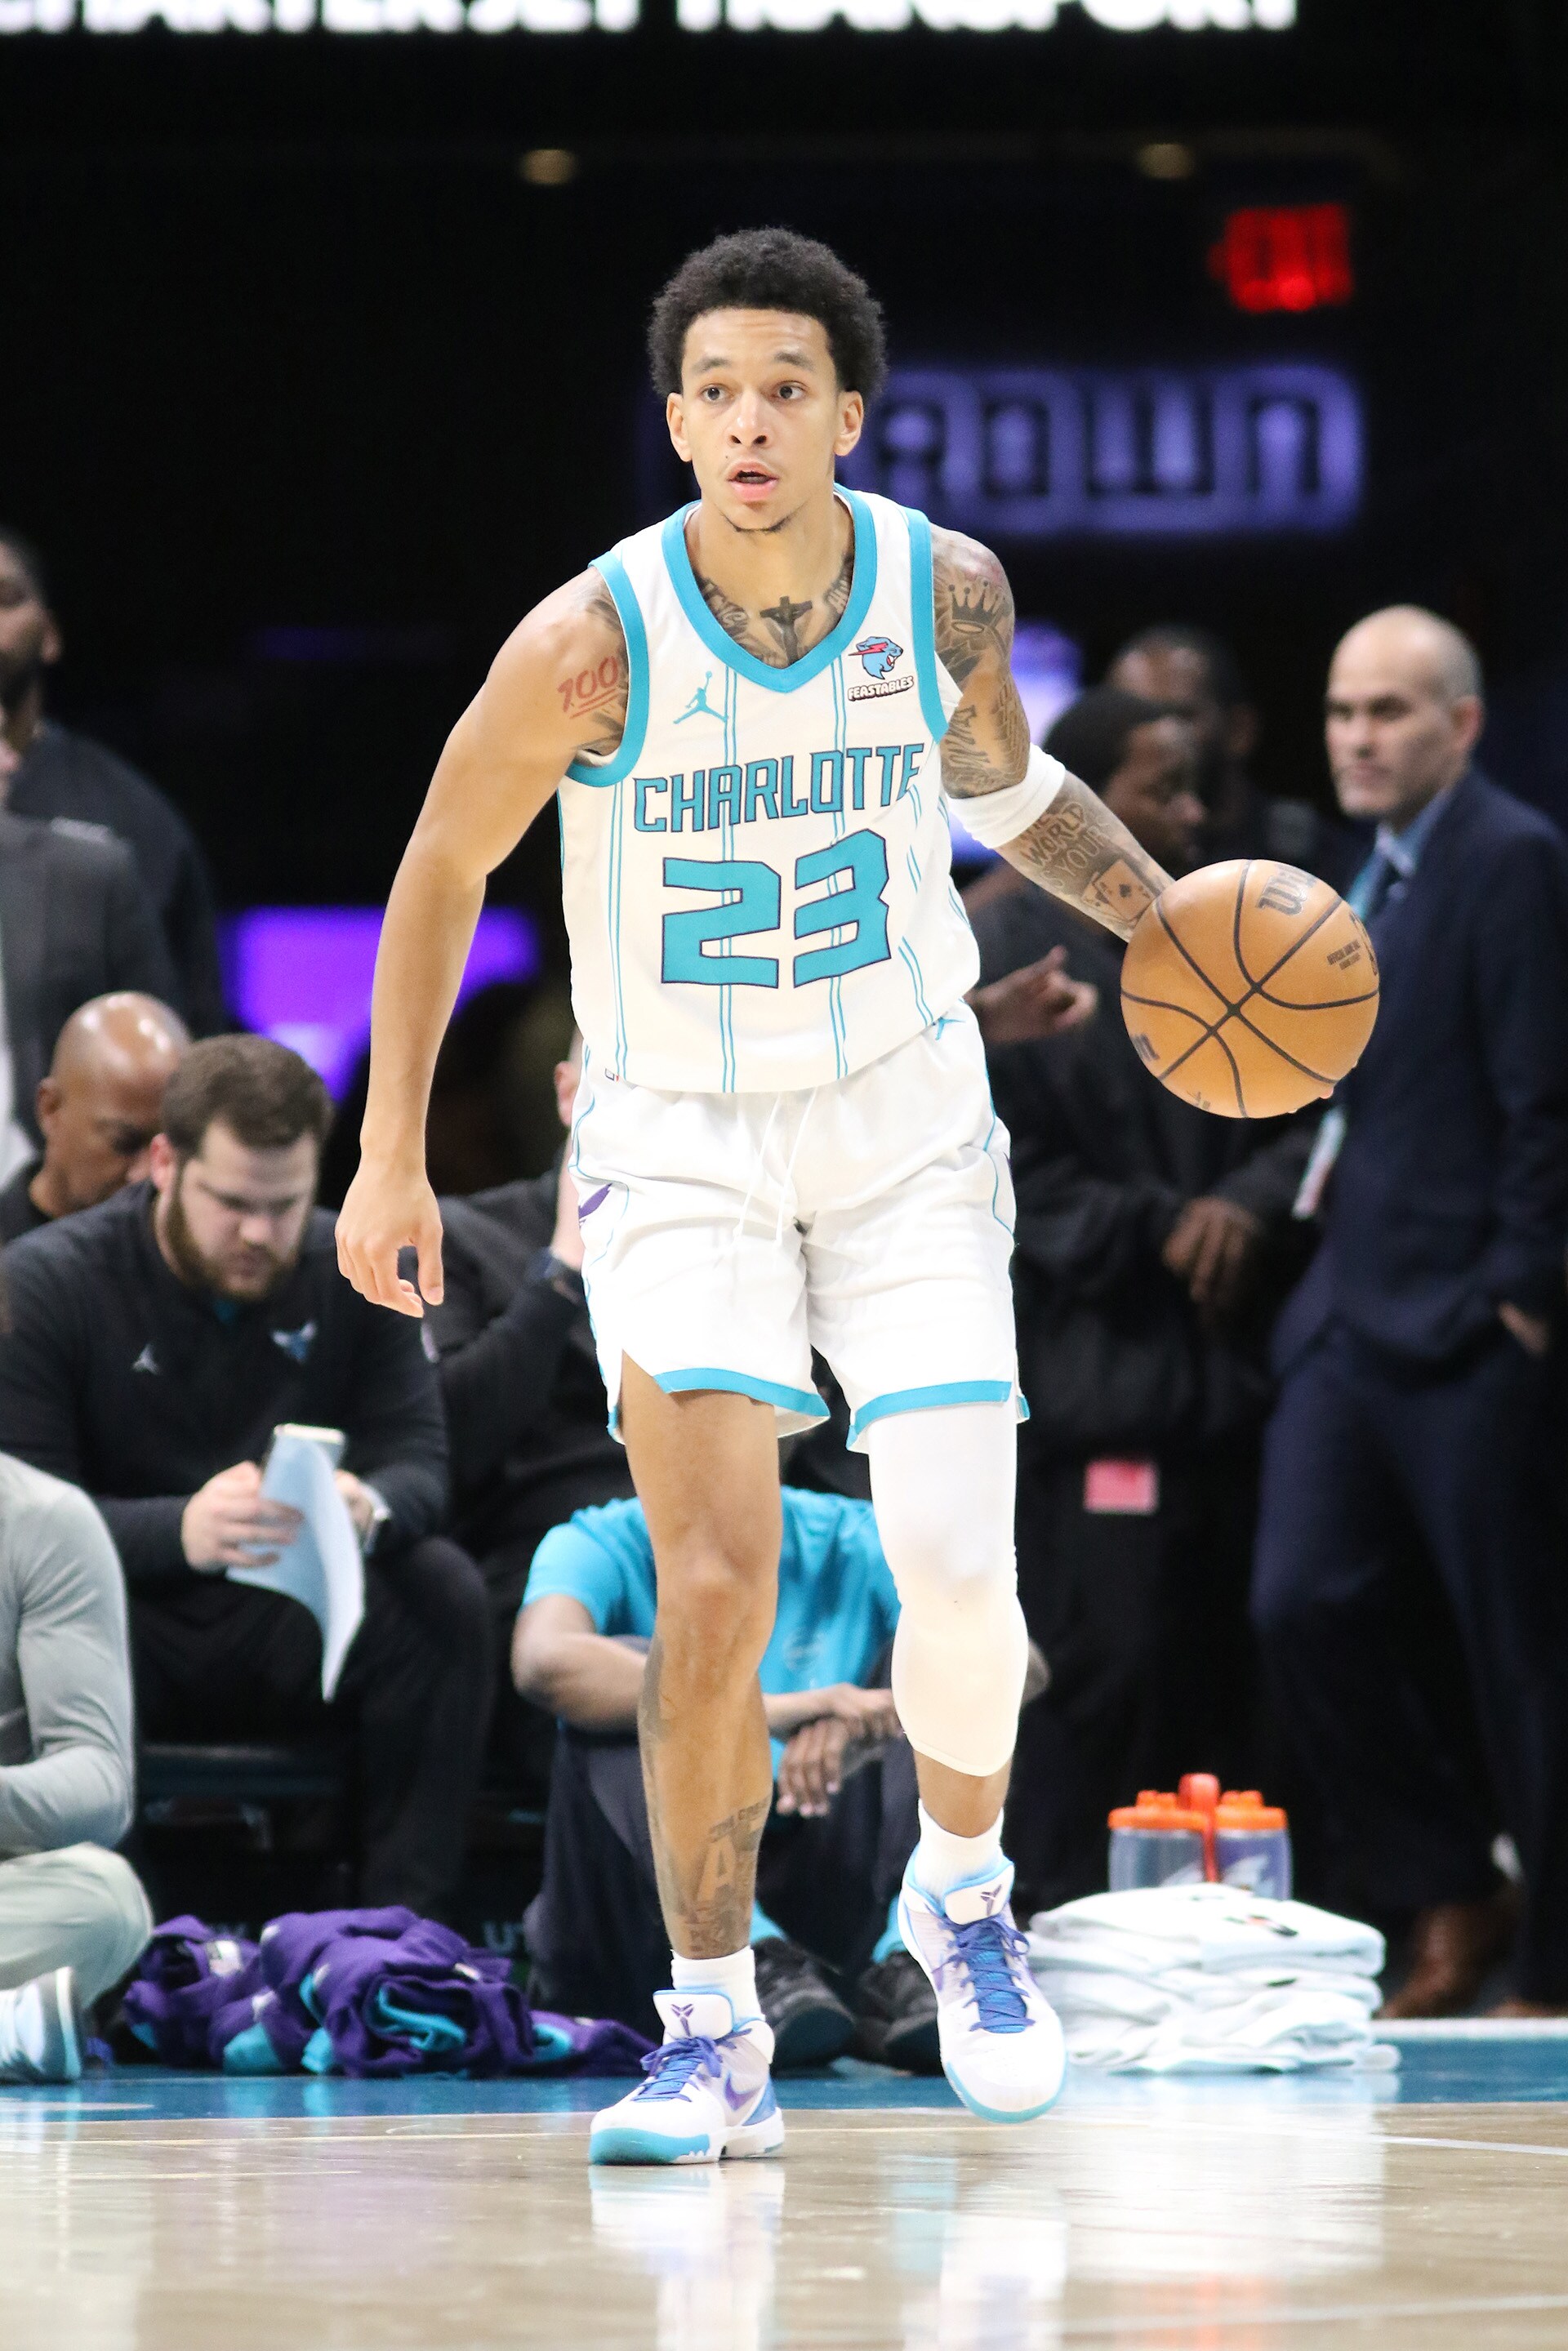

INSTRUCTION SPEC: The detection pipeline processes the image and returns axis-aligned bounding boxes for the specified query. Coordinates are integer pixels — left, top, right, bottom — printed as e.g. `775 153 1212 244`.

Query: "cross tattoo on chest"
760 594 814 661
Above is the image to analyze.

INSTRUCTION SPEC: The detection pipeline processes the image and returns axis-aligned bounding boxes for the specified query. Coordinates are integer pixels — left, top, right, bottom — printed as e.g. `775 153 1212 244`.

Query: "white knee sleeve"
866 1402 1027 1778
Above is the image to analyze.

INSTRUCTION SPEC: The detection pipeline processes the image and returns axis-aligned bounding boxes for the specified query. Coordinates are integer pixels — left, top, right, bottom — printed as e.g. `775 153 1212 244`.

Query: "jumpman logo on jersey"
675 671 720 725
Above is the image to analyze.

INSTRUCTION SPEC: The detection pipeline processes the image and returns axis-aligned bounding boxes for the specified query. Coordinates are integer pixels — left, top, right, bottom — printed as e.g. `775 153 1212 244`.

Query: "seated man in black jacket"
971 688 1307 1912
0 1035 492 1914
425 1033 634 1789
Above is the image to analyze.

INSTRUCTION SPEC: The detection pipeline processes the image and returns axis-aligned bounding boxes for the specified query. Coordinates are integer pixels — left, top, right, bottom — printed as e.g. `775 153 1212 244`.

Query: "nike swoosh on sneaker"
723 2077 757 2113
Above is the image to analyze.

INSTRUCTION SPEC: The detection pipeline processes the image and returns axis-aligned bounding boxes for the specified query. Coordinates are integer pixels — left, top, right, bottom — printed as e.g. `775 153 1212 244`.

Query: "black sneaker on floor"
752 1937 857 2071
853 1949 941 2074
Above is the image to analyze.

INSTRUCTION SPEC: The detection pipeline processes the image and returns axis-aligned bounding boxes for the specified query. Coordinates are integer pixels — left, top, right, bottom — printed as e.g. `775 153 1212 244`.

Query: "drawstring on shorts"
726 1089 820 1271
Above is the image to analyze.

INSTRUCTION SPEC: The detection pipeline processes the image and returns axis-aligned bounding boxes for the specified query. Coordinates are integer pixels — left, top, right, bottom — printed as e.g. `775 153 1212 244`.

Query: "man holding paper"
0 1036 492 1915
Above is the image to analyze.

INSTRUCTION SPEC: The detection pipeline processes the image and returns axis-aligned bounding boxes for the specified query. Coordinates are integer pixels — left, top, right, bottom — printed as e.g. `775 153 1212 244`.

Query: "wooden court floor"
3 2054 1568 2349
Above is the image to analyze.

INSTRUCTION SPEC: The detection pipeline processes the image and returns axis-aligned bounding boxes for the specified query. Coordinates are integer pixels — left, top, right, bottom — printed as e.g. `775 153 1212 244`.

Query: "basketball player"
336 230 1175 2161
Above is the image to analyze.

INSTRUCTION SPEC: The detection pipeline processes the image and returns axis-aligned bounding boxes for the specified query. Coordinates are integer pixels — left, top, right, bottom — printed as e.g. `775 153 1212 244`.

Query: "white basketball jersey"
557 488 978 1094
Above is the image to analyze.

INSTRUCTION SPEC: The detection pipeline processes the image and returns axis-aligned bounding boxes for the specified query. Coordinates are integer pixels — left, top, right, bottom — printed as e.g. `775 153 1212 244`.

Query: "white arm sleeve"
946 743 1066 851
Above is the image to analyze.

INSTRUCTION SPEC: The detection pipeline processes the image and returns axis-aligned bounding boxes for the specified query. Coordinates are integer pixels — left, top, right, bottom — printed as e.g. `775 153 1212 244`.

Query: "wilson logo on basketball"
1257 870 1311 917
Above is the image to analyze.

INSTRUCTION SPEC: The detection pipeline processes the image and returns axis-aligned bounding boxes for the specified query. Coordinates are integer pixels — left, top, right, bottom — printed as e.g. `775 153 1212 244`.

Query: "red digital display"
1209 204 1354 315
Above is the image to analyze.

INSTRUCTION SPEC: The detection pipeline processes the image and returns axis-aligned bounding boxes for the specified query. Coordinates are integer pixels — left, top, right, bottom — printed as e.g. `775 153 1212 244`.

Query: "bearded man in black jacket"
970 688 1308 1912
0 1035 492 1912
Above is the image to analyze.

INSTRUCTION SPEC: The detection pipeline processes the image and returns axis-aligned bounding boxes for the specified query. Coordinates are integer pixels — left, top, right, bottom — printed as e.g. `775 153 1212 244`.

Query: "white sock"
914 1803 1005 1899
670 1944 760 2025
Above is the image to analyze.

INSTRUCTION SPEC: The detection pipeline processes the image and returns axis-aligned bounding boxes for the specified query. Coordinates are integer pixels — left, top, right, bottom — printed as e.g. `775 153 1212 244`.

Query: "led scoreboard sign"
0 0 1294 33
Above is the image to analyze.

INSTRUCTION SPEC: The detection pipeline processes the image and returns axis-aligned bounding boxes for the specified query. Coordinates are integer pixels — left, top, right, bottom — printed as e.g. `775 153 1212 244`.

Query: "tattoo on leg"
672 1797 772 1957
639 1637 773 1957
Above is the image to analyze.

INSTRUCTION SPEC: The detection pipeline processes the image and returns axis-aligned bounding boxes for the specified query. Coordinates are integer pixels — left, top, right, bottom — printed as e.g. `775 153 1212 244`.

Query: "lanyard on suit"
1290 848 1395 1221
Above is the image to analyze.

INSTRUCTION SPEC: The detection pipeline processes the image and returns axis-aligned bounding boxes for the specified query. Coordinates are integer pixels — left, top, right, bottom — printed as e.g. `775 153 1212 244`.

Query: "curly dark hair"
648 229 888 407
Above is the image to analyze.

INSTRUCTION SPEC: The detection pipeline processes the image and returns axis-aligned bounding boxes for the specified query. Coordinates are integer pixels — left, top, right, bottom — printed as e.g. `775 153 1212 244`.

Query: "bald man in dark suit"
1253 607 1568 2020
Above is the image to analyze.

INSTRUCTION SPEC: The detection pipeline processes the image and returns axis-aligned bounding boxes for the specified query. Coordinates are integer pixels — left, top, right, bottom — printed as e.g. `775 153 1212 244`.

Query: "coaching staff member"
0 1035 492 1914
1252 608 1568 2017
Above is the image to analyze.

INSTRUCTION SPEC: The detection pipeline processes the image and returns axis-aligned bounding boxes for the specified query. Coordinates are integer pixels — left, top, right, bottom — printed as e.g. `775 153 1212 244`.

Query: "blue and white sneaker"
898 1860 1066 2122
589 1989 784 2167
0 1966 81 2086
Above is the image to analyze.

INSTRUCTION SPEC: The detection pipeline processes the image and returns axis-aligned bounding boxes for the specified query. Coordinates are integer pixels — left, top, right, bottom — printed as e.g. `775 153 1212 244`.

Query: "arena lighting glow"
0 0 1293 32
222 906 540 1096
840 362 1361 537
1210 204 1355 314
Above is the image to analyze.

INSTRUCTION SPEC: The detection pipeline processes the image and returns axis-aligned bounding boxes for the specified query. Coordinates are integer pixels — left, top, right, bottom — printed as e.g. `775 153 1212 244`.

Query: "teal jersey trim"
565 550 649 786
656 1366 829 1420
660 491 880 695
904 505 953 745
848 1378 1015 1445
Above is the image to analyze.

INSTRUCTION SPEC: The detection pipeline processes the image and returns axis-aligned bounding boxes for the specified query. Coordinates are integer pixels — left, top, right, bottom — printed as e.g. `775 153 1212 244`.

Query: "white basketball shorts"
568 1001 1023 1452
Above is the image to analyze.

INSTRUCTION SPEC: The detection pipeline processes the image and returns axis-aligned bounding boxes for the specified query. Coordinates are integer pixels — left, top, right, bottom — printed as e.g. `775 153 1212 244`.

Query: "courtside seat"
138 1741 345 1807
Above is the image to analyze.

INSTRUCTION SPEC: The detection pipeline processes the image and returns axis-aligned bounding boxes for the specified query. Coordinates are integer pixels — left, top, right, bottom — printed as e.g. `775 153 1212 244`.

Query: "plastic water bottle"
1214 1790 1293 1899
1107 1790 1207 1891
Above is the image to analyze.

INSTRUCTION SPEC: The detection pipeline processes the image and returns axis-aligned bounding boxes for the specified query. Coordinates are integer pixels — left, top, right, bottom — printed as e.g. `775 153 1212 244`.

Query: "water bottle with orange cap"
1214 1788 1292 1899
1108 1774 1292 1897
1107 1790 1207 1892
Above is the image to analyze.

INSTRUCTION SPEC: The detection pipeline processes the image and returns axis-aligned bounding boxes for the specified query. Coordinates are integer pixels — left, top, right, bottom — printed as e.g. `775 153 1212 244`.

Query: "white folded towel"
1028 1884 1384 1976
1026 1886 1392 2073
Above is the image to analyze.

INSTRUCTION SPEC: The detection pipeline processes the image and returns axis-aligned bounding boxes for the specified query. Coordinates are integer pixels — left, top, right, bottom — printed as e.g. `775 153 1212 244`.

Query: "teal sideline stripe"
661 491 880 694
565 549 649 786
848 1378 1015 1445
904 506 952 744
656 1367 830 1418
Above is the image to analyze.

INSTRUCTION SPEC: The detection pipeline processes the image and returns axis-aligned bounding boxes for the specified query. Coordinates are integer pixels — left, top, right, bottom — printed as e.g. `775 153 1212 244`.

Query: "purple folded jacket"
122 1917 265 2067
261 1908 528 2077
125 1909 653 2079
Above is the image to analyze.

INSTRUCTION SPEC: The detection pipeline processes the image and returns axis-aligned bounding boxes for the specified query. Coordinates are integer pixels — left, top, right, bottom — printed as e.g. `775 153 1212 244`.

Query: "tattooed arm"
932 526 1172 940
336 568 627 1317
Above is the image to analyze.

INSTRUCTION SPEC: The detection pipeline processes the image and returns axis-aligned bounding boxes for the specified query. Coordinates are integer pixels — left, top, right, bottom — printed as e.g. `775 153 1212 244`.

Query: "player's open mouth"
728 467 778 501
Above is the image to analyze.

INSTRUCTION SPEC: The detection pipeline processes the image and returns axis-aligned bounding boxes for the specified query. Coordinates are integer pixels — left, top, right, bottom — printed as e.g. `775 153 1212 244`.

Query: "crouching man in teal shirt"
517 1486 1044 2068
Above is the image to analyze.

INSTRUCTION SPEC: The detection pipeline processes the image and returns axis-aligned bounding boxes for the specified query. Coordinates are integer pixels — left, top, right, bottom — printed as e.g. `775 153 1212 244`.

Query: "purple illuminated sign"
223 906 541 1095
842 363 1362 537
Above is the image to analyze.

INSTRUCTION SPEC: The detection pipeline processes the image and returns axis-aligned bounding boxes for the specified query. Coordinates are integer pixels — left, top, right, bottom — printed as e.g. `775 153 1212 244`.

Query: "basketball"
1120 859 1380 1119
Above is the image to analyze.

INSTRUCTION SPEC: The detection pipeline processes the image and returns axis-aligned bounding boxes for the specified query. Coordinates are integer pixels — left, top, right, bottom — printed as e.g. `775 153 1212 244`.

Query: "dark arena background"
12 4 1568 922
7 9 1568 2349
